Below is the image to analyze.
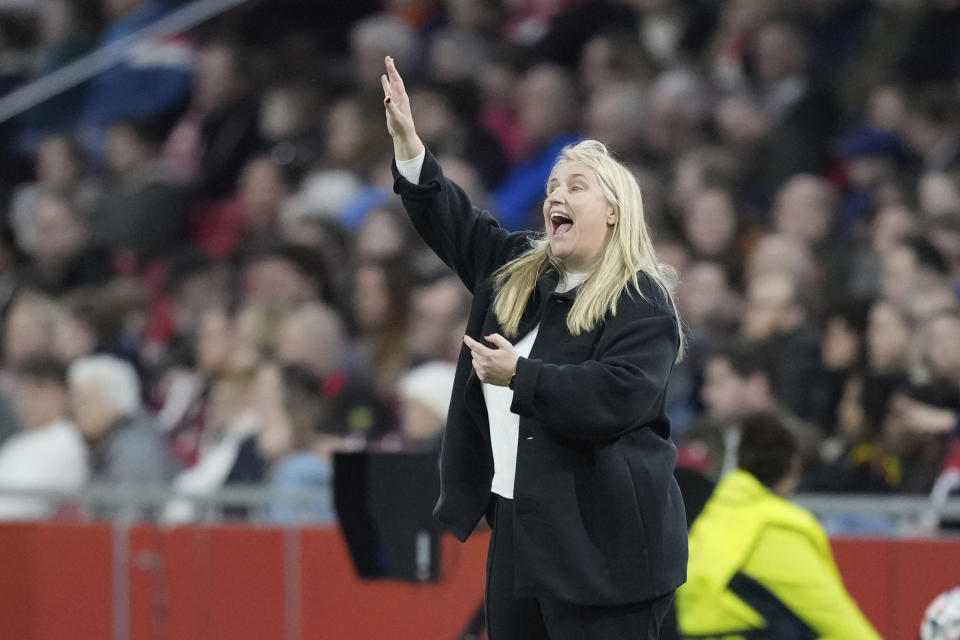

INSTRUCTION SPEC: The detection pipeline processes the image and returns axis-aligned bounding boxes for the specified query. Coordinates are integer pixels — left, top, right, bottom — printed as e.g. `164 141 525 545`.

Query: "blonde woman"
382 56 686 639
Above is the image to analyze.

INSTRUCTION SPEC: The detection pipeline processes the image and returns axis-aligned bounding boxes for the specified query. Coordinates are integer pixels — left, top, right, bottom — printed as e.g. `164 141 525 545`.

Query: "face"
243 257 315 306
866 301 912 372
409 279 468 361
822 316 860 371
239 159 286 229
4 303 52 369
773 178 834 246
352 264 390 331
676 262 730 326
356 209 407 261
197 308 232 375
194 45 238 112
926 315 960 381
871 205 916 254
70 380 120 439
106 126 147 175
743 275 799 341
543 162 617 272
36 136 78 187
15 378 66 429
701 358 748 421
880 246 917 305
32 197 85 264
685 190 736 256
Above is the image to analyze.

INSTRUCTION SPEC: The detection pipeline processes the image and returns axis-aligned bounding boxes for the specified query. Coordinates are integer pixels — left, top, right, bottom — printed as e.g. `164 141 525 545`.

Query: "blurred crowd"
0 0 958 527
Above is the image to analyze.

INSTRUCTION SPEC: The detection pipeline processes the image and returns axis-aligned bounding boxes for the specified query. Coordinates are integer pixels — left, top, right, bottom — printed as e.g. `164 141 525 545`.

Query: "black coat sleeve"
392 148 529 293
509 295 678 441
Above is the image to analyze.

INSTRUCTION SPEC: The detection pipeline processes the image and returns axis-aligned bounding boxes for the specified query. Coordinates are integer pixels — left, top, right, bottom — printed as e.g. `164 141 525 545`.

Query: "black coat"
393 150 687 606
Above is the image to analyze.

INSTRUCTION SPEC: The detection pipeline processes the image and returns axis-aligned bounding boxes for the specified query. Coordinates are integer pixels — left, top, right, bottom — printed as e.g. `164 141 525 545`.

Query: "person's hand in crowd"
463 334 519 387
891 395 958 435
381 55 424 161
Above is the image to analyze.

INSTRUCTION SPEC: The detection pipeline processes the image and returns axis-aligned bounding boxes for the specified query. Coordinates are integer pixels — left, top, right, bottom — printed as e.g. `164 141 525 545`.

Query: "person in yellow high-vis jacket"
676 412 882 640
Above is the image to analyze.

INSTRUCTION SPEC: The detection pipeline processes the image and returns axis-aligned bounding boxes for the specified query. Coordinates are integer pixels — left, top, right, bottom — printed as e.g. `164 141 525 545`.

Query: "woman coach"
382 56 687 639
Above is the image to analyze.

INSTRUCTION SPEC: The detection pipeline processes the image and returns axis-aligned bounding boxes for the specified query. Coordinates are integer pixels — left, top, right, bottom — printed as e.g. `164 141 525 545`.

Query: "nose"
547 185 565 204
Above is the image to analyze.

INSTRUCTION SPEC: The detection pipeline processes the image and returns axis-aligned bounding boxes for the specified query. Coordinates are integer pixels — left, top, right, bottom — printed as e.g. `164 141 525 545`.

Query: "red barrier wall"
0 523 957 640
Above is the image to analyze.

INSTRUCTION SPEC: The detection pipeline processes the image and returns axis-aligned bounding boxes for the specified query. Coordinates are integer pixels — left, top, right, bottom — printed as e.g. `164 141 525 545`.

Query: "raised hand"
463 333 519 387
381 56 423 161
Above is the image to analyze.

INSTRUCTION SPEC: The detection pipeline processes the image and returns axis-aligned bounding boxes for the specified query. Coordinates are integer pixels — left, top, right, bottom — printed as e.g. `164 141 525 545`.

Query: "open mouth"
550 211 574 236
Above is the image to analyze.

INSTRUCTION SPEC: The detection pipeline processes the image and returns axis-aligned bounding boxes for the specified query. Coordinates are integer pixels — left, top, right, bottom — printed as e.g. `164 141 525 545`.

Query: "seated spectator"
193 155 293 260
742 271 829 424
681 342 821 480
162 354 260 523
17 191 113 295
803 373 905 494
677 412 882 639
259 85 323 180
9 134 101 251
491 64 579 230
16 1 95 150
163 41 262 201
79 0 194 155
0 355 87 519
276 302 394 442
349 256 414 393
903 88 960 173
865 298 915 376
880 235 952 316
68 355 180 486
240 243 328 307
408 81 508 189
396 361 456 452
884 381 959 494
408 273 471 365
3 290 61 370
93 119 188 267
252 363 342 524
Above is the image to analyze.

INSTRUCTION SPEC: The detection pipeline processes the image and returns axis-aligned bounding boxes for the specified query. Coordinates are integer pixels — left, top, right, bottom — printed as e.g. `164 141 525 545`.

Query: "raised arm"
382 56 521 292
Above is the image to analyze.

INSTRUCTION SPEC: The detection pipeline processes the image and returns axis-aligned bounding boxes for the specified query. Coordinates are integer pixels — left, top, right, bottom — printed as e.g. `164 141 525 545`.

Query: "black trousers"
485 494 674 640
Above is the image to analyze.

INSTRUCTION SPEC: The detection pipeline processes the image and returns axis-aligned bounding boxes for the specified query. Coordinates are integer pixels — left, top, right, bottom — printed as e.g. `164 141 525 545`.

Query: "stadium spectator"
396 361 456 452
491 64 579 230
163 40 262 201
677 411 882 639
276 302 393 442
742 272 828 424
17 192 113 295
68 354 180 486
408 273 471 365
93 119 189 265
79 0 194 154
9 134 101 253
681 342 821 480
0 355 87 519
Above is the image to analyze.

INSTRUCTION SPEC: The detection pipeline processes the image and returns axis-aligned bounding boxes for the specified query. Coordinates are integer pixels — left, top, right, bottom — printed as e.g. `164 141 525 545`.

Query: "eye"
571 185 583 191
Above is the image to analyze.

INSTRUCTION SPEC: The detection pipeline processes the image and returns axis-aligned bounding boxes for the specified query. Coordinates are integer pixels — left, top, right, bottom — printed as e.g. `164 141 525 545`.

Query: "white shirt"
0 420 89 520
396 151 588 498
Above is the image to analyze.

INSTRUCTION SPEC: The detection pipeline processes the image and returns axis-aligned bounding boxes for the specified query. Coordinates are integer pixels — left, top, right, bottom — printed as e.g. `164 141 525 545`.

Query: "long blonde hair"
492 140 685 362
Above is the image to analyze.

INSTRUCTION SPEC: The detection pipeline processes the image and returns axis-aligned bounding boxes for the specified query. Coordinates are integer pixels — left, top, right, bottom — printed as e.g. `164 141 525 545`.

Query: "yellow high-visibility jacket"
676 470 882 639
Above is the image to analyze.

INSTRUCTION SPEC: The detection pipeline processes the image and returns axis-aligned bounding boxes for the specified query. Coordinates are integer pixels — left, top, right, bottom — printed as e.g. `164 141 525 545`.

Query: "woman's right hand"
381 56 424 161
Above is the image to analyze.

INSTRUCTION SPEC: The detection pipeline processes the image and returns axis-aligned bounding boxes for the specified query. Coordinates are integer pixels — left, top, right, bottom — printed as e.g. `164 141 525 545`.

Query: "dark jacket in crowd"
393 149 687 606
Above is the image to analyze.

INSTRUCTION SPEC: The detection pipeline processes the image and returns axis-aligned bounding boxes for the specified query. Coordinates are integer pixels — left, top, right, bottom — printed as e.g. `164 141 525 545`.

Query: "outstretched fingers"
381 73 391 101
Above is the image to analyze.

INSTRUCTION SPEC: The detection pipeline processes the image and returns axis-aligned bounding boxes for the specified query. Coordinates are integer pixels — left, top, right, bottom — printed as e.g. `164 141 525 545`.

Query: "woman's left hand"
464 334 519 387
